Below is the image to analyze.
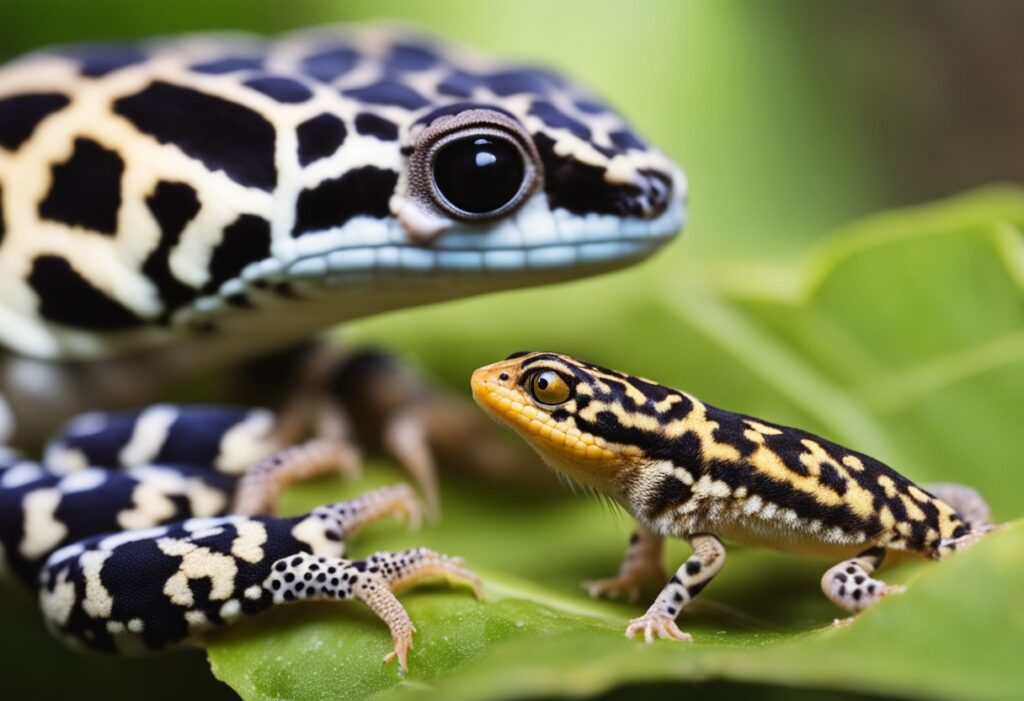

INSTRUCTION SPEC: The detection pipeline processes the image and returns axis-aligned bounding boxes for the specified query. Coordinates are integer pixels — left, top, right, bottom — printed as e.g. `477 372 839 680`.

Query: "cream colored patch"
39 568 76 626
219 599 241 620
185 610 209 627
215 410 278 475
81 550 114 619
291 516 343 559
2 462 46 488
244 585 262 600
20 488 68 559
119 405 178 466
186 479 228 516
117 483 177 530
231 520 267 563
158 538 238 606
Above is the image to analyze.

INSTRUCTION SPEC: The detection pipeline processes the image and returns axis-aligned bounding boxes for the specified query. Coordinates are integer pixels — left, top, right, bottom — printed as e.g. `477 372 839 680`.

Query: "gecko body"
471 352 993 639
1 404 478 671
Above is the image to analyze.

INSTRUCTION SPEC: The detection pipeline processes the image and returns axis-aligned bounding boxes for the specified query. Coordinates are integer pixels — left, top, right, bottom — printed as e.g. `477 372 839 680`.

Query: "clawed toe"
625 614 692 643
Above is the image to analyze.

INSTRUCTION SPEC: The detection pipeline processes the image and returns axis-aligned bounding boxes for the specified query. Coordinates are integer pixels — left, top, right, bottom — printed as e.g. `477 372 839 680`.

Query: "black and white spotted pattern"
0 404 276 588
0 26 686 361
1 403 477 668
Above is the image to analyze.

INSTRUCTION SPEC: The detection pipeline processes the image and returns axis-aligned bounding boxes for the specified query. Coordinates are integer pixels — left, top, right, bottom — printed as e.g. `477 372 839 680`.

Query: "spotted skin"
0 26 685 369
471 352 995 639
1 404 479 672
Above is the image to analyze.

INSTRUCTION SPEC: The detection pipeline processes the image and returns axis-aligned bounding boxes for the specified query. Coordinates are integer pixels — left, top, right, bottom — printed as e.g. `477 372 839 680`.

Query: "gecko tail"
925 482 993 531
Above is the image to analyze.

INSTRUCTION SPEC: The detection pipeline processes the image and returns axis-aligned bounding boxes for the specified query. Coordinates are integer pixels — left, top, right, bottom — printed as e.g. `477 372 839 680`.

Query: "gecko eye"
432 134 526 215
528 370 571 406
429 129 532 218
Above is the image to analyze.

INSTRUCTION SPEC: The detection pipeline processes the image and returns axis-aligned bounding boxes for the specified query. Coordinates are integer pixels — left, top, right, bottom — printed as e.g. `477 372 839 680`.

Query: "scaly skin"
471 352 995 641
0 25 686 443
1 404 479 673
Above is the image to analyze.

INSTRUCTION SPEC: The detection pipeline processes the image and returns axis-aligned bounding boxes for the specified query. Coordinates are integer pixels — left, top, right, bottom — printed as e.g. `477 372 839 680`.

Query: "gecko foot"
625 612 692 643
583 565 664 603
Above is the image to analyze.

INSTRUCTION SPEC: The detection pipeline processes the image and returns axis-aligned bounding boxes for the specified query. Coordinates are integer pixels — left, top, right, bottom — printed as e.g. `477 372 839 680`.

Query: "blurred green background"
1 1 1022 700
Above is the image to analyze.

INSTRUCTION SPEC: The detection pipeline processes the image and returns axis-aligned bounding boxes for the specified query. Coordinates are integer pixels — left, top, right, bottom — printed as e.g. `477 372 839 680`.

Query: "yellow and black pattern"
473 351 993 638
473 352 977 558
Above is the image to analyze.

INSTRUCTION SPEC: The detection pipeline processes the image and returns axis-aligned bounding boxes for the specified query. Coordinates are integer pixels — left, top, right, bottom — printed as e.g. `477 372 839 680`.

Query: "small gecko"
471 352 994 641
0 404 479 672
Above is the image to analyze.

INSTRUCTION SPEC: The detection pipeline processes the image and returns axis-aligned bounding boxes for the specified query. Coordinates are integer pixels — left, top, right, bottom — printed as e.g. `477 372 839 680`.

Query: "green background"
1 2 1021 699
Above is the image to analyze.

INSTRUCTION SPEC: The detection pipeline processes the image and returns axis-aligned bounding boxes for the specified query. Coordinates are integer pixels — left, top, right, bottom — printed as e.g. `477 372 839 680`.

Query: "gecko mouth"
179 201 683 325
277 201 684 280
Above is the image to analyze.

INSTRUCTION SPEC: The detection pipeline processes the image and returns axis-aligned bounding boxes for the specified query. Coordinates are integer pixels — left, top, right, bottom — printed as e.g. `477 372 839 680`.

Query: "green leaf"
209 188 1024 700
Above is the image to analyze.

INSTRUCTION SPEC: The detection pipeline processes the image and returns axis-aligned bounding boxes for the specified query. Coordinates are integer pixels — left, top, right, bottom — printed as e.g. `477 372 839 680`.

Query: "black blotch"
817 463 849 496
533 132 649 217
951 524 969 539
642 473 692 521
244 75 313 104
114 81 277 191
226 293 250 308
483 68 562 97
292 166 398 237
846 566 856 574
61 44 147 77
29 255 143 330
38 138 124 234
852 589 863 602
354 113 398 141
296 113 347 166
301 47 360 82
685 560 702 576
834 572 848 583
343 80 429 110
437 70 478 98
529 101 591 140
386 43 438 71
0 93 70 150
854 575 866 584
205 214 272 292
838 585 847 597
190 56 264 74
143 181 201 311
672 592 683 603
609 130 646 151
574 98 608 115
284 572 295 582
275 561 286 572
867 584 877 595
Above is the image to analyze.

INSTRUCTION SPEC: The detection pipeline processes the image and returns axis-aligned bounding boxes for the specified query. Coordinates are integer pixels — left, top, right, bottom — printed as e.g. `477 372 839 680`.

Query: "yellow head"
471 351 668 496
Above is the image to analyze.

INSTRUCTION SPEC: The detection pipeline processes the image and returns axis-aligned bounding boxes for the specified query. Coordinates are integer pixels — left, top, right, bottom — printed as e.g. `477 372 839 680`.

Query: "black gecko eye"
432 134 525 215
528 370 571 406
410 106 540 223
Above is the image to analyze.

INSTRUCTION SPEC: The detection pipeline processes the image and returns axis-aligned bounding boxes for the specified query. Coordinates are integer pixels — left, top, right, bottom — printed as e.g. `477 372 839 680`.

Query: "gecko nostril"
499 373 509 381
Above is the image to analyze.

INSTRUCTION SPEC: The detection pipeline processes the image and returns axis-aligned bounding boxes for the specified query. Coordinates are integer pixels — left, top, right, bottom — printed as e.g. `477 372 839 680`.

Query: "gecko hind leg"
233 439 362 515
822 547 905 618
264 547 481 673
584 525 665 603
625 533 724 643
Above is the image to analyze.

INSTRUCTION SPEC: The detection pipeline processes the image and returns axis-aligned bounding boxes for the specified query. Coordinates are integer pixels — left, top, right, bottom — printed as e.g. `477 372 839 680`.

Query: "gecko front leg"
625 533 725 643
265 548 481 673
821 547 906 617
584 525 665 603
232 439 362 515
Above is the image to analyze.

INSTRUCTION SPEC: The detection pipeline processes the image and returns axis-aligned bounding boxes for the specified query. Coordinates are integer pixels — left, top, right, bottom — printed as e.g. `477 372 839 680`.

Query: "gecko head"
471 351 678 494
0 26 684 360
236 27 686 335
